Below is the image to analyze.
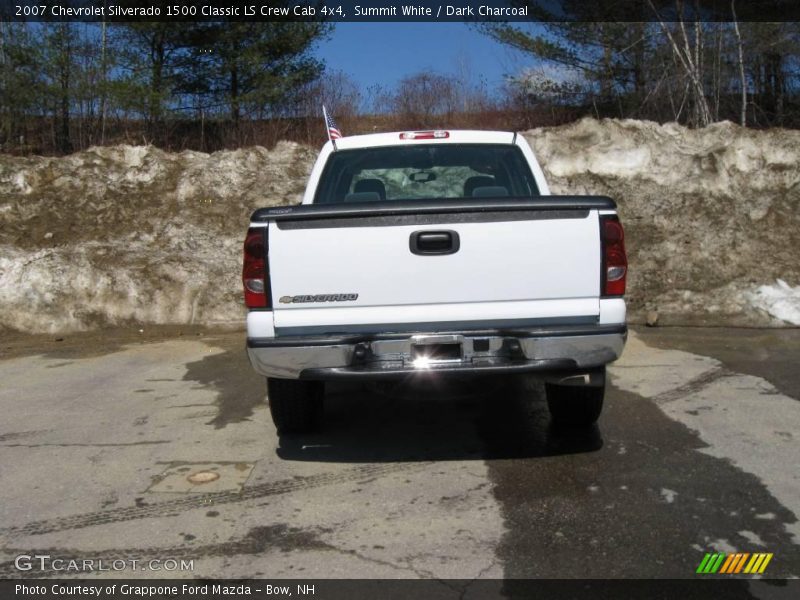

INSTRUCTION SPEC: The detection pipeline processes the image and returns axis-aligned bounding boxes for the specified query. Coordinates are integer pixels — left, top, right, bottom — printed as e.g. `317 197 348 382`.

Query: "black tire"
267 378 324 434
546 378 604 428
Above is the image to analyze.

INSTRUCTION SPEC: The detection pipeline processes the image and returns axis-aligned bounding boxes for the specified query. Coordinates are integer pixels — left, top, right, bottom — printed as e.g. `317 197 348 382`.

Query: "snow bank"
0 235 242 333
0 142 316 333
524 118 800 327
1 119 798 333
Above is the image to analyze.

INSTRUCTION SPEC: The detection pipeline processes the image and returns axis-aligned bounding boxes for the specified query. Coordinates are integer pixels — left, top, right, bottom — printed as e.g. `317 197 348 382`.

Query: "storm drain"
147 462 255 493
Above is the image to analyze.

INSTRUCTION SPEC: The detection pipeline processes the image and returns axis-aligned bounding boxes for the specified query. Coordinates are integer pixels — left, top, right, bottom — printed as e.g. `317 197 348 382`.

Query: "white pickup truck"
243 130 627 433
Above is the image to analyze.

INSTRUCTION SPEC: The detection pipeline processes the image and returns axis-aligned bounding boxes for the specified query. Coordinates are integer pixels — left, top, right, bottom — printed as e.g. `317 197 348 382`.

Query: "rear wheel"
545 370 605 428
267 378 324 434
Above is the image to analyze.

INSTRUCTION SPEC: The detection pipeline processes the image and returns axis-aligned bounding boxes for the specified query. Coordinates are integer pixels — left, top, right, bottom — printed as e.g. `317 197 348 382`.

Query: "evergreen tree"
177 20 330 124
0 22 45 149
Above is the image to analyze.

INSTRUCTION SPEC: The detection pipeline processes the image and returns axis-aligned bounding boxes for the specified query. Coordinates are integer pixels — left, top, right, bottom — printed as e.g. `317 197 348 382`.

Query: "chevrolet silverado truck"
243 130 627 433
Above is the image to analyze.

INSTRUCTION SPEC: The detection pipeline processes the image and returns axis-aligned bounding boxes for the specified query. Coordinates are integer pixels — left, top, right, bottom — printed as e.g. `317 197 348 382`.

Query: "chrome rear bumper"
247 324 626 381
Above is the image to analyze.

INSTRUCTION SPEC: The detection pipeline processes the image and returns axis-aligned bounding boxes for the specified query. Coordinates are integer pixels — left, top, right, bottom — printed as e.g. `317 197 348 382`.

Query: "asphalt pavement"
0 326 798 588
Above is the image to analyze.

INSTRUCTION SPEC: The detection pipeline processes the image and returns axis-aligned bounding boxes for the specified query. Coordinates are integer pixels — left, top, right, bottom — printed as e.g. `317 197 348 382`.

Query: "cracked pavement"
0 326 798 581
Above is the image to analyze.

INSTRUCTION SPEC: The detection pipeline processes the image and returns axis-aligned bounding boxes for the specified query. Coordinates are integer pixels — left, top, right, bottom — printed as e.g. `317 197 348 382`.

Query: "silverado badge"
279 294 359 304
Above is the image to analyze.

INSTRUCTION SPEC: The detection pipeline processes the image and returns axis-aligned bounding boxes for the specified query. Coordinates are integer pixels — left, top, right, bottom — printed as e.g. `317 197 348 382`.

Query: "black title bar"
3 0 800 22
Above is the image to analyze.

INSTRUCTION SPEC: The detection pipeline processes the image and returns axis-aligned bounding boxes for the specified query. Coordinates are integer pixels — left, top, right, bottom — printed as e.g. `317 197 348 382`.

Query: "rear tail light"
600 215 627 296
242 227 270 308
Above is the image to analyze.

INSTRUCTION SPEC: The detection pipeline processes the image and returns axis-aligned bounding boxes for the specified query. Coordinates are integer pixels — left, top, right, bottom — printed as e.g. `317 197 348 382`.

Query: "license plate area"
411 342 463 362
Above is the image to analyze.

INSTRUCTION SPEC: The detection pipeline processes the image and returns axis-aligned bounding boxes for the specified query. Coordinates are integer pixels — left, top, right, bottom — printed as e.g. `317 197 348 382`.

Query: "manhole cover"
187 471 221 484
147 462 255 494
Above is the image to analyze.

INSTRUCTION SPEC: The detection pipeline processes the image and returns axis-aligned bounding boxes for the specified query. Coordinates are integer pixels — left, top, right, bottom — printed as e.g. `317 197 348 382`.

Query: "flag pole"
322 104 336 150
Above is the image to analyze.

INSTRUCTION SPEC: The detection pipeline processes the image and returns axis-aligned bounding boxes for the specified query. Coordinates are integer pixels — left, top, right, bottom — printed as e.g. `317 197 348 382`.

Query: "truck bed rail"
250 195 616 223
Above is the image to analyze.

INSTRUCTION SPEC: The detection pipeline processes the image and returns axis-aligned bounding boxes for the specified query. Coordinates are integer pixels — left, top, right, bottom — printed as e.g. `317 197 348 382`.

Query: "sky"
313 22 537 94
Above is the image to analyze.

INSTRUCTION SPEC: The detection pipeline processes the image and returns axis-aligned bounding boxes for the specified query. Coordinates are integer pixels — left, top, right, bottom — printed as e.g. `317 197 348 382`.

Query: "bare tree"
297 69 361 119
100 3 108 143
731 1 747 126
392 72 457 128
648 0 712 126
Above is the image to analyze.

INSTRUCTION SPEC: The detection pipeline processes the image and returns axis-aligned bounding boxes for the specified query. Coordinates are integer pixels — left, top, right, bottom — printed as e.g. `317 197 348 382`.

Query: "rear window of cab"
313 144 540 204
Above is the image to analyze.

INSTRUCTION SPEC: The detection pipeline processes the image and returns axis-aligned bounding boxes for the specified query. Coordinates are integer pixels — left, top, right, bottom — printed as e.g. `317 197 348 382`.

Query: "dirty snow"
744 280 800 325
1 119 799 333
660 488 678 504
0 142 316 333
526 118 800 327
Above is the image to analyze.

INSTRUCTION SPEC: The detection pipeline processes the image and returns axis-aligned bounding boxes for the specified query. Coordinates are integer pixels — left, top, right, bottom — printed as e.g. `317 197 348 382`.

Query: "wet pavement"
0 326 798 584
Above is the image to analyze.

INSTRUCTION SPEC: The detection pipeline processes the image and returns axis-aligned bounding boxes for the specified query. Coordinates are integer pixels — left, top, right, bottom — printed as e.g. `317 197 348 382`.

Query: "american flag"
323 105 342 140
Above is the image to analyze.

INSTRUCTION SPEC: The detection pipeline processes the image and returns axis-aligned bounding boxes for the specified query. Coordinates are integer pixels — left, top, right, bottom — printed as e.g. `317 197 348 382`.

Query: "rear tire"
546 373 604 428
267 378 324 434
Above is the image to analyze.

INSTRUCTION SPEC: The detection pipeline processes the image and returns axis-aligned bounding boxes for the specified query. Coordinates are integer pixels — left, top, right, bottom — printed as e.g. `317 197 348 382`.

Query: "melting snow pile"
0 142 316 333
525 119 800 326
745 280 800 326
1 119 799 333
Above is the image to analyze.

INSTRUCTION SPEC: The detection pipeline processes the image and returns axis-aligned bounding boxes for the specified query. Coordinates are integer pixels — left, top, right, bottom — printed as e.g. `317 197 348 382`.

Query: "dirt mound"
1 120 798 333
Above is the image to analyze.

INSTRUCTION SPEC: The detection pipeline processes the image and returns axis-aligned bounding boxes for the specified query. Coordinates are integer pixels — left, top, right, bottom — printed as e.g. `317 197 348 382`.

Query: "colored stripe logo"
696 552 773 574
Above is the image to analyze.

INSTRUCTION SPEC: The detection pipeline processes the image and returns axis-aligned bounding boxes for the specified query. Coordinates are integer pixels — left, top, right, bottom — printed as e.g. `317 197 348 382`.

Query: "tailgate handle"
409 230 460 255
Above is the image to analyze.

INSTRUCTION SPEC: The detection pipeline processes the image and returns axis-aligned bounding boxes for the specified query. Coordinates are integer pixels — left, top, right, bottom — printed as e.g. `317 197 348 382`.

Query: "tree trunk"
602 42 612 100
100 13 107 144
633 22 645 115
230 63 239 124
776 58 784 125
649 0 711 127
57 25 73 154
731 2 747 126
0 20 7 146
149 36 165 141
59 73 71 153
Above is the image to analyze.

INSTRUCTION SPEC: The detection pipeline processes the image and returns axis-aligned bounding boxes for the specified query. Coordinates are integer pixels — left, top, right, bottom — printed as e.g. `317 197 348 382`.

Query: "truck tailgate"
258 198 609 334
